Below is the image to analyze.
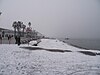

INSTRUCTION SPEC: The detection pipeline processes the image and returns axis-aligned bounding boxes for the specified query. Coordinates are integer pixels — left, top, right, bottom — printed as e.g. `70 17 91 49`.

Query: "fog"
0 0 100 38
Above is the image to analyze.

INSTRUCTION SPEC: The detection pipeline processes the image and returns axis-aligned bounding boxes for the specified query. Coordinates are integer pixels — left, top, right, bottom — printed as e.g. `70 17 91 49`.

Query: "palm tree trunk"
14 28 16 37
23 28 24 37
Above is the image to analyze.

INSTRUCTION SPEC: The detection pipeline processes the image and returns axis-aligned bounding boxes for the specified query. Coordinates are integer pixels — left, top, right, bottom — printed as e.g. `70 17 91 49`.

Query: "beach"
0 39 100 75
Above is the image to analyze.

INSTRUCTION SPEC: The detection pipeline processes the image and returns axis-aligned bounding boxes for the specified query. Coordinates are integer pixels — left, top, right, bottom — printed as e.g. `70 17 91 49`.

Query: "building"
0 27 44 39
0 28 14 37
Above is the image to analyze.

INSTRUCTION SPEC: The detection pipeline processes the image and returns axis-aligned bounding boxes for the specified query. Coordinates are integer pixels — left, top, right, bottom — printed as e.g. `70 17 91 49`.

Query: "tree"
17 21 22 36
12 21 22 45
12 21 17 37
21 24 26 37
28 22 31 27
0 12 2 15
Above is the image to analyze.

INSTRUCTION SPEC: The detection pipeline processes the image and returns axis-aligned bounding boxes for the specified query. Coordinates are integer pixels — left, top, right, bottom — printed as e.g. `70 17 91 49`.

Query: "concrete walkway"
0 37 33 44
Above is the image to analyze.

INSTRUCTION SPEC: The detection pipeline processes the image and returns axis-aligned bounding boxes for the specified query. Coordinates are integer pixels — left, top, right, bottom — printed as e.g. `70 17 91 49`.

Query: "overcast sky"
0 0 100 38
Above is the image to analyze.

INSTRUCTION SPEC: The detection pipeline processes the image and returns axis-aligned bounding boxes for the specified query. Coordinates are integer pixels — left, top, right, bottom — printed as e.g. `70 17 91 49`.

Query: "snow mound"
28 39 100 53
38 39 68 50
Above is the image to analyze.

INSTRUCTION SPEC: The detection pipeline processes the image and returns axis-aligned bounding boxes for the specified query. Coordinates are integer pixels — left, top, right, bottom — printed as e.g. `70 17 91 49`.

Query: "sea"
59 38 100 50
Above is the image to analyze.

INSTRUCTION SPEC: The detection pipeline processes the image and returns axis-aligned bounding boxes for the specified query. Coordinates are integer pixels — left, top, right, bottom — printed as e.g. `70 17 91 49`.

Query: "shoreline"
60 39 100 51
67 42 90 50
58 39 89 50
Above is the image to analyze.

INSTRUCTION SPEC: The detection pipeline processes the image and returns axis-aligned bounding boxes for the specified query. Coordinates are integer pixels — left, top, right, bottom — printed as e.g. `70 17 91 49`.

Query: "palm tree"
12 21 23 45
12 21 17 37
17 21 22 37
0 12 2 15
21 24 26 37
28 22 31 27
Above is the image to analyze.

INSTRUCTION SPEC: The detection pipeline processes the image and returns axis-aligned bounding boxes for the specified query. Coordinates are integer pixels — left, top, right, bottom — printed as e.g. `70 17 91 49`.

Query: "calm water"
59 38 100 50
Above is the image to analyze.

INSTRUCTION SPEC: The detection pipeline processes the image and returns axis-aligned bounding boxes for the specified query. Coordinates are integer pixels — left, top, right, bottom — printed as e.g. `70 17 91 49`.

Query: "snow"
38 39 68 50
0 39 100 75
29 39 100 53
29 40 38 46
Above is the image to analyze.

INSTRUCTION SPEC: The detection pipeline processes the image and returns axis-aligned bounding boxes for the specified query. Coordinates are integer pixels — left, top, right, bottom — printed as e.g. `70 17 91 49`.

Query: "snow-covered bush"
29 40 38 46
29 39 41 46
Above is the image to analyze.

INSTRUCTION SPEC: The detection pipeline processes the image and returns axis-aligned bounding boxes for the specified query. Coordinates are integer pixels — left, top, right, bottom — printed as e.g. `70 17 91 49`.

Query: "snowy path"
0 39 100 75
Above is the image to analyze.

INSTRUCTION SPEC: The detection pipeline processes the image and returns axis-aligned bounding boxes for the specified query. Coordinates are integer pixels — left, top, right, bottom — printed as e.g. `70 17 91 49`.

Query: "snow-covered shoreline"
0 39 100 75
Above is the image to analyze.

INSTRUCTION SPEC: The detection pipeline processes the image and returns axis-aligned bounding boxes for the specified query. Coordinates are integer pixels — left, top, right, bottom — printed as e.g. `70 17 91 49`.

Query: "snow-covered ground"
0 39 100 75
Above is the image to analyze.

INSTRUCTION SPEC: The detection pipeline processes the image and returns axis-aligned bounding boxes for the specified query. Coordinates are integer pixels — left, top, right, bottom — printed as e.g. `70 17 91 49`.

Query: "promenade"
0 37 32 44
